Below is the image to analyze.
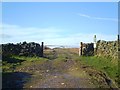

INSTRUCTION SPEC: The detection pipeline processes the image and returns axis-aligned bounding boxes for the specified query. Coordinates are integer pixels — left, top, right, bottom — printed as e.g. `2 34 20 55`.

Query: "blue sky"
1 2 118 47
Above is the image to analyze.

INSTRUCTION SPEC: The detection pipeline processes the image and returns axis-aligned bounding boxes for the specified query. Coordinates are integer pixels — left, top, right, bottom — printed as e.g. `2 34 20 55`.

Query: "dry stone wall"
80 40 118 59
1 41 43 57
96 40 118 59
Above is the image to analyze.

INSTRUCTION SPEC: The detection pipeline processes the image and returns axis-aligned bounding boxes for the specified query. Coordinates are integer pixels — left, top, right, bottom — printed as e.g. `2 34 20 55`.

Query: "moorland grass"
2 55 48 72
78 56 118 87
12 55 48 62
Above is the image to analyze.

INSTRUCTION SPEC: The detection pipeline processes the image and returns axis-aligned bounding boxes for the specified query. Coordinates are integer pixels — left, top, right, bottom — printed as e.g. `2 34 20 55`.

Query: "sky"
1 0 120 2
1 2 118 47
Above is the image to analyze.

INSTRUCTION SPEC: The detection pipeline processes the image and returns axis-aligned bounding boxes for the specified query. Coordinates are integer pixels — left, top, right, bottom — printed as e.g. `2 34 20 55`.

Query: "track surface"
3 49 114 88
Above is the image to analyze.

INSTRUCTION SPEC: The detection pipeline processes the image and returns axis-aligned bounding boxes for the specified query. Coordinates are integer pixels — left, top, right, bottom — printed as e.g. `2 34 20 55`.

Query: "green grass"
12 55 48 61
2 55 48 72
78 56 118 86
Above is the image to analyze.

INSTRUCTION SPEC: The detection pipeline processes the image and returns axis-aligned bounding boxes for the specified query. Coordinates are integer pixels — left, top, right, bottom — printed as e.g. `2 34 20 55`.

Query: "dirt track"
3 49 115 89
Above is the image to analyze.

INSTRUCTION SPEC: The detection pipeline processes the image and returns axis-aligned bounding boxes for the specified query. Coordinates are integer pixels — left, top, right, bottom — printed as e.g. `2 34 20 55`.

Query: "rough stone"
1 42 43 57
80 40 118 59
96 40 118 59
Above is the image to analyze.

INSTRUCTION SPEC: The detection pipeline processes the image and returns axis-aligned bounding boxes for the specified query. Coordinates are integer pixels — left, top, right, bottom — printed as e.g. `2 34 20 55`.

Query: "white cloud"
78 13 118 22
78 13 91 18
1 23 117 47
1 23 63 43
43 33 117 48
2 24 62 36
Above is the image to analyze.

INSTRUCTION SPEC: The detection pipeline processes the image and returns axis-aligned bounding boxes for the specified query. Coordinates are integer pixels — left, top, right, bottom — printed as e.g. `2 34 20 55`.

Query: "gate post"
118 34 119 44
79 42 83 56
118 34 120 56
41 42 44 57
94 35 97 55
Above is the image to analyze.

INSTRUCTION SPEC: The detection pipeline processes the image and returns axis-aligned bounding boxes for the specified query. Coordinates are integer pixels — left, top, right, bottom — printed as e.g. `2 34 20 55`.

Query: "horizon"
1 2 118 46
1 39 118 48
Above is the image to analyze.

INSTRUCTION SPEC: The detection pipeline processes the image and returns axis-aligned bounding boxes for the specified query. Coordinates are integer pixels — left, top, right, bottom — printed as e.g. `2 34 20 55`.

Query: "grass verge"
78 56 118 87
2 55 48 72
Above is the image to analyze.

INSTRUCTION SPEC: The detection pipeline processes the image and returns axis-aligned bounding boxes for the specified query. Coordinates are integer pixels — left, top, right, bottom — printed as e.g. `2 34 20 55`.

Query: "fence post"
118 34 120 53
41 42 44 57
79 43 80 56
118 34 119 44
